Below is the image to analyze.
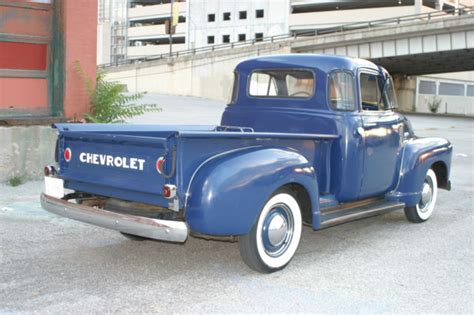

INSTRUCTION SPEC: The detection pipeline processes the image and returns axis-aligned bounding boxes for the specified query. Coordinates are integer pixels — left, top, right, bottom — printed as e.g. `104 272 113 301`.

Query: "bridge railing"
100 6 473 68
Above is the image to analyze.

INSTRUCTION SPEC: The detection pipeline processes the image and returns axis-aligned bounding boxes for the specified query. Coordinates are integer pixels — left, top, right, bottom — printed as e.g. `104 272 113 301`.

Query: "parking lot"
1 94 472 313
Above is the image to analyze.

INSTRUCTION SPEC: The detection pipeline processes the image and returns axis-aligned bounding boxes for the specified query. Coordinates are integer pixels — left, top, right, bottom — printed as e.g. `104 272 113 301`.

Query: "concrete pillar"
61 0 98 119
393 75 417 113
415 0 422 14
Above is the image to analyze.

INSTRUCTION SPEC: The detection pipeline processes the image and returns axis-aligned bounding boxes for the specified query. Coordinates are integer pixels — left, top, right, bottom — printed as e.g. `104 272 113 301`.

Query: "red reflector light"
163 185 171 198
162 184 176 199
44 166 50 176
64 148 71 162
156 157 165 174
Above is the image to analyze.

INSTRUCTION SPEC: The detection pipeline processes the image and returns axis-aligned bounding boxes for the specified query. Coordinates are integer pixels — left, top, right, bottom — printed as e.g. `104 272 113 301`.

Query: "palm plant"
74 61 160 123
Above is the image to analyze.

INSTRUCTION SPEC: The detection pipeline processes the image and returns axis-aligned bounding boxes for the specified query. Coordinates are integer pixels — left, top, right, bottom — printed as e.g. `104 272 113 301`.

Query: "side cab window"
359 72 399 111
360 73 386 111
328 71 356 111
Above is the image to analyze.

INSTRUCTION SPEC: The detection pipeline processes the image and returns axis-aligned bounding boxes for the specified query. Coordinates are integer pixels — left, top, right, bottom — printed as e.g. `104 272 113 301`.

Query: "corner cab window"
228 72 239 105
360 73 398 111
249 70 314 99
384 77 398 109
329 71 356 111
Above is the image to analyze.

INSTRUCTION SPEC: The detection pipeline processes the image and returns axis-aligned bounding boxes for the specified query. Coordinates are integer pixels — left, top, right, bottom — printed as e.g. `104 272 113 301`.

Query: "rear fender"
387 137 452 207
185 147 319 236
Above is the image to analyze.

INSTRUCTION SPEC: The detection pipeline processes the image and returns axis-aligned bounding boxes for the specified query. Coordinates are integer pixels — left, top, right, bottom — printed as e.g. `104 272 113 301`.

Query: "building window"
239 11 247 19
256 9 264 18
223 12 231 21
439 82 465 96
208 14 215 22
467 85 474 97
222 35 230 43
207 36 215 44
419 80 436 95
255 33 264 42
238 34 246 42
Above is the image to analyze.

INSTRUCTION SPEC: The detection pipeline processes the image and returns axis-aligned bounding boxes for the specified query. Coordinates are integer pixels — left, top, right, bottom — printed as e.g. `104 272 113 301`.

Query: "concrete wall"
106 43 291 101
417 94 474 115
0 126 56 182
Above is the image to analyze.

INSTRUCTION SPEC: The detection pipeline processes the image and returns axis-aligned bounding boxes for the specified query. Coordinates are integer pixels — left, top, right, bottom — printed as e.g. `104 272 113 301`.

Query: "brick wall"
62 0 97 119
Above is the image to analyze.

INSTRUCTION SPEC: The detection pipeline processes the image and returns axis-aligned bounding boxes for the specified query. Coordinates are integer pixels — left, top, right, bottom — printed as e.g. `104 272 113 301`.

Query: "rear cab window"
248 69 315 99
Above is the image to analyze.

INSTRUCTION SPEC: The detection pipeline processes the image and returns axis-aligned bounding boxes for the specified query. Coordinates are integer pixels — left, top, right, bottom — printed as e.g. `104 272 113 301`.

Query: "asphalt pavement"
1 94 473 313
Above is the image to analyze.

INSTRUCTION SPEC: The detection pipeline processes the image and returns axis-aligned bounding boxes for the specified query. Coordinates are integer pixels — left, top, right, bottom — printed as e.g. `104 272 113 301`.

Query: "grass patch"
8 176 23 187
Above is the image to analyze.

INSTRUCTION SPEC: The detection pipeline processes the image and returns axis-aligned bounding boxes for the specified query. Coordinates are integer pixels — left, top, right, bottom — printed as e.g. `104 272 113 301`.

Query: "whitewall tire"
404 168 438 223
239 190 302 273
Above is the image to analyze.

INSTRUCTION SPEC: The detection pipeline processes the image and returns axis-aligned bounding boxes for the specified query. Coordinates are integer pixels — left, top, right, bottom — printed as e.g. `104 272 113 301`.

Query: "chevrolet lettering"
41 55 452 273
78 152 146 171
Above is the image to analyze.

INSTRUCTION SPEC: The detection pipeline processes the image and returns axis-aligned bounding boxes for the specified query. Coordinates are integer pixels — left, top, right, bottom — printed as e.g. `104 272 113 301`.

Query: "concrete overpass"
291 13 474 75
105 9 474 112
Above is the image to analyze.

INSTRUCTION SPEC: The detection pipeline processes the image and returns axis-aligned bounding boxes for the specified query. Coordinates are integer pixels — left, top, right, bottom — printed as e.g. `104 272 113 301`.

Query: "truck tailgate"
58 131 171 206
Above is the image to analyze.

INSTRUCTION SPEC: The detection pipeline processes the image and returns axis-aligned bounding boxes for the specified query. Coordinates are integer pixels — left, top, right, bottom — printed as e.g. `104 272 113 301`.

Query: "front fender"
185 147 319 236
387 137 452 207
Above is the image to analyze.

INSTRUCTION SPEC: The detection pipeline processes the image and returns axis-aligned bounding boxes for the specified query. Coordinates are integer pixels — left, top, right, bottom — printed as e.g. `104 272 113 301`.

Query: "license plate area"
44 177 64 198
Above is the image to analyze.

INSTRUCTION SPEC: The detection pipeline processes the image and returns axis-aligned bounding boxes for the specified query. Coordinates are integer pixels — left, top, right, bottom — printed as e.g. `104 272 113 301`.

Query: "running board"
319 200 405 229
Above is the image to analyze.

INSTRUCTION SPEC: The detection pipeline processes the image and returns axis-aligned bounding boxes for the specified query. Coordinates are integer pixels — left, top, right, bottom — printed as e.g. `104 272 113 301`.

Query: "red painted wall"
62 0 97 119
0 42 47 70
0 77 47 109
0 2 52 113
0 0 97 119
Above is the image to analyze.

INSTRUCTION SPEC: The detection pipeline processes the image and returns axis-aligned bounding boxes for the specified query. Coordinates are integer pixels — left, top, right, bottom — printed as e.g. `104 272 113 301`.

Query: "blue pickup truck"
41 54 452 273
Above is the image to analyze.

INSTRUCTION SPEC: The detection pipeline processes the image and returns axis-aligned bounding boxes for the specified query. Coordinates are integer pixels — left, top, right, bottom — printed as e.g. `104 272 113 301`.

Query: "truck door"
358 71 403 198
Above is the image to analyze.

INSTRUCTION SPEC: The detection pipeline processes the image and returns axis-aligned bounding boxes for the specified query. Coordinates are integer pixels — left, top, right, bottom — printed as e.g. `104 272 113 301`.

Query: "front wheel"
404 168 438 223
239 190 302 273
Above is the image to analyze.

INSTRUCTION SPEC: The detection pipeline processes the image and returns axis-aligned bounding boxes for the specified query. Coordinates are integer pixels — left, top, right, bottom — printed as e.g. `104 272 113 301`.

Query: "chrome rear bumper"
40 193 188 243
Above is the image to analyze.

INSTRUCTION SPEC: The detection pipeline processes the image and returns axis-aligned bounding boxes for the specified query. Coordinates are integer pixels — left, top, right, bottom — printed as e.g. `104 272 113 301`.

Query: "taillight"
162 184 176 199
64 148 71 162
44 165 57 176
156 157 165 174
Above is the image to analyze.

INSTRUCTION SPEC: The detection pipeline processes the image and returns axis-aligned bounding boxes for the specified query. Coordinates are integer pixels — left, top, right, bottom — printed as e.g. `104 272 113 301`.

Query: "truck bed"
54 124 338 209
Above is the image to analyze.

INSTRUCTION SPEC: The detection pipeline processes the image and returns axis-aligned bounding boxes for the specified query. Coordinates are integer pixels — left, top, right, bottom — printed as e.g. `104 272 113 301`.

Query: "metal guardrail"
100 6 473 68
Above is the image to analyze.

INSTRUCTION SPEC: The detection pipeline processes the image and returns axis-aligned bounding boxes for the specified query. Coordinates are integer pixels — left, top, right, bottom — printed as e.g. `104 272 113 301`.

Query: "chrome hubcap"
268 213 288 246
419 178 433 212
262 204 294 257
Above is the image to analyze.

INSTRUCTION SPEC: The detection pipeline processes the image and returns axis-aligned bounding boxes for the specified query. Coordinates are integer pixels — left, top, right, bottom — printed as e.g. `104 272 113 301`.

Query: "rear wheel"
404 169 438 223
239 190 302 273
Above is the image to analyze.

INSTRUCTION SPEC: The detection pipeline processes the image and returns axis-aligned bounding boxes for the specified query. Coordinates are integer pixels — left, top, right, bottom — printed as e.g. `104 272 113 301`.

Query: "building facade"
187 0 289 49
1 0 97 120
98 0 472 64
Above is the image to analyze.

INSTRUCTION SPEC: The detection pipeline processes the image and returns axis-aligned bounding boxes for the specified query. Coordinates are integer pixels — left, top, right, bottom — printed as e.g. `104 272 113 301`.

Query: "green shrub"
427 96 442 114
74 61 161 123
8 176 22 187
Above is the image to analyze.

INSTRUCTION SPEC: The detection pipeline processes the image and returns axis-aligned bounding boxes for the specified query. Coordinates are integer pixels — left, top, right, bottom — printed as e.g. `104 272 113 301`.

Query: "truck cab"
41 54 452 273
